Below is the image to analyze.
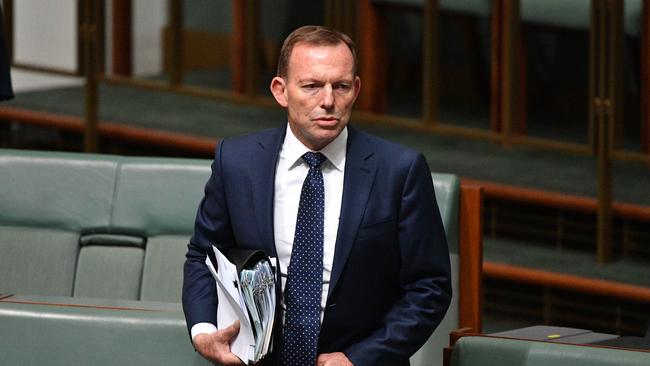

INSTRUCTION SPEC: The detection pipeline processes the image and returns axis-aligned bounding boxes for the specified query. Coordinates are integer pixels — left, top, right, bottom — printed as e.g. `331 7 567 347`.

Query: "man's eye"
335 84 351 91
302 84 318 90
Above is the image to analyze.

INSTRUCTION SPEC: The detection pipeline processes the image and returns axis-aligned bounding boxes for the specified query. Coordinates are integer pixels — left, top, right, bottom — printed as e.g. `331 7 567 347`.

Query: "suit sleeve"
182 140 235 332
344 153 452 365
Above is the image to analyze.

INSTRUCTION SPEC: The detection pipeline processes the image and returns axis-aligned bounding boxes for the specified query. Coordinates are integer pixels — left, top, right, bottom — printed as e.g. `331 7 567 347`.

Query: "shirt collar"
283 123 347 172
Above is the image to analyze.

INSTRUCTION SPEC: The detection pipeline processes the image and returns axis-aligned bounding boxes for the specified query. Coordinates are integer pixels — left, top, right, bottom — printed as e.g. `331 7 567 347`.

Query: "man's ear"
270 76 288 107
352 76 361 103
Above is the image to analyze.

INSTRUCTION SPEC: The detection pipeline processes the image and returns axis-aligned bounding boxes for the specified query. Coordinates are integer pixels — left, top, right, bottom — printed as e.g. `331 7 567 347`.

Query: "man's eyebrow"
297 78 322 84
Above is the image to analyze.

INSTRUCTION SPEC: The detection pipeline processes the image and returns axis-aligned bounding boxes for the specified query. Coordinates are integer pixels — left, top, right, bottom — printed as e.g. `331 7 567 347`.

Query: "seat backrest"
110 157 211 302
0 149 118 296
410 173 461 366
431 172 460 253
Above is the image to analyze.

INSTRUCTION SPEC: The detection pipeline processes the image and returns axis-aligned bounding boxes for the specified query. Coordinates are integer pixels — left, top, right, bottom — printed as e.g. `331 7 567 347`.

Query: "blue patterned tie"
280 152 327 366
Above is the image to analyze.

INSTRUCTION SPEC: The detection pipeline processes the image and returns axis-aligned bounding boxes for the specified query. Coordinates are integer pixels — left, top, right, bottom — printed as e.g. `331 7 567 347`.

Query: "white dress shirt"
274 125 346 322
191 125 346 340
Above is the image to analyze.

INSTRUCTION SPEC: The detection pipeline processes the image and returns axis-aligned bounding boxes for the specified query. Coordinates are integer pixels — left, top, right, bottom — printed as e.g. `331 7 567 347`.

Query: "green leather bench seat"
0 296 210 366
0 148 462 366
0 148 459 305
0 149 210 302
451 335 650 366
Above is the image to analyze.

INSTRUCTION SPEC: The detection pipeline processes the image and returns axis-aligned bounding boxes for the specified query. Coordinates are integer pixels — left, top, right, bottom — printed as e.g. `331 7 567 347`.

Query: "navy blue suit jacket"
182 125 451 365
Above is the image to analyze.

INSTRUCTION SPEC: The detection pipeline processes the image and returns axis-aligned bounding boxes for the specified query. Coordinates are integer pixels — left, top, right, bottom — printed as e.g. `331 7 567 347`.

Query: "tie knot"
302 152 327 169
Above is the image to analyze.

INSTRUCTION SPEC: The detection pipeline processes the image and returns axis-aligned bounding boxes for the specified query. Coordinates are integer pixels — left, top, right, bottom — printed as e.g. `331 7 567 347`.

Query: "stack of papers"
206 246 276 364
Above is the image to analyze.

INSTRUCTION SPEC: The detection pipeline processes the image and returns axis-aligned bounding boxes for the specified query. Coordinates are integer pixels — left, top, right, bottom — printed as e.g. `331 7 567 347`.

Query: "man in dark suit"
182 25 451 366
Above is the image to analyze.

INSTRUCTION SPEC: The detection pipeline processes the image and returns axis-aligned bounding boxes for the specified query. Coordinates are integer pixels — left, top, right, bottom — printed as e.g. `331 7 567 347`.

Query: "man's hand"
317 352 354 366
193 320 245 366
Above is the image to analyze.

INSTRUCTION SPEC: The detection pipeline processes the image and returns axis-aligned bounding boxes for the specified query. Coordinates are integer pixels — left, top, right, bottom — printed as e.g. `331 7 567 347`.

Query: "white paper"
206 247 256 364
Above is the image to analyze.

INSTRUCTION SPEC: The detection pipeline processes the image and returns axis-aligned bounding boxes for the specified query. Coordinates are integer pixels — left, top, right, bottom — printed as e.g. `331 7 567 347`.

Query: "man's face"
270 42 361 151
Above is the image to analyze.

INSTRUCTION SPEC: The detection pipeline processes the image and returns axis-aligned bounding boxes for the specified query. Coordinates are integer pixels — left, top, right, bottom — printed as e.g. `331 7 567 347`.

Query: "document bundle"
205 246 276 365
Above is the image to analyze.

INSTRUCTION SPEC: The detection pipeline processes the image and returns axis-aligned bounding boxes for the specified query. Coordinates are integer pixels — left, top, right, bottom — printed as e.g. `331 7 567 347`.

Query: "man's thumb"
223 320 241 339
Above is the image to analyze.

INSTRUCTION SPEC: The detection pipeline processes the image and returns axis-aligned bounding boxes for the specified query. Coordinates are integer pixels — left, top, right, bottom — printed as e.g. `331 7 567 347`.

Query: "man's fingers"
316 352 353 366
194 326 245 366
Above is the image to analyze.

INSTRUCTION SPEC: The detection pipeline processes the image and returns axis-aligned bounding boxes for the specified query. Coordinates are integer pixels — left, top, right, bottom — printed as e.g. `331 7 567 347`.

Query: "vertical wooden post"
357 0 387 113
422 0 439 124
643 0 650 154
112 0 131 76
326 0 356 37
490 0 502 134
342 0 356 38
232 0 259 95
588 0 599 150
491 0 520 144
168 0 183 86
78 0 86 75
591 0 621 263
501 0 519 144
608 0 624 150
96 0 105 75
459 184 484 333
244 0 259 96
325 0 336 29
82 0 100 152
2 0 13 64
232 0 245 93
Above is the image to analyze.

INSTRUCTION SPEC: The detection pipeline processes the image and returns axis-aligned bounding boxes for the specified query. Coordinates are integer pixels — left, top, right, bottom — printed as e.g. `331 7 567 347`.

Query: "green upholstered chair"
450 335 650 366
0 149 211 302
0 149 118 296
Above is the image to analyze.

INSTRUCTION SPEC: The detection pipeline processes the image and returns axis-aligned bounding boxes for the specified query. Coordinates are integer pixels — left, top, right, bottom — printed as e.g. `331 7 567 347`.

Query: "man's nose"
321 85 334 109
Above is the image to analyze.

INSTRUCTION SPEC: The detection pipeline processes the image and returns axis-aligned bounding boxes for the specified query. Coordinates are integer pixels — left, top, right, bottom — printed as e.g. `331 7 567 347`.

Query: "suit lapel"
250 127 286 258
328 127 376 300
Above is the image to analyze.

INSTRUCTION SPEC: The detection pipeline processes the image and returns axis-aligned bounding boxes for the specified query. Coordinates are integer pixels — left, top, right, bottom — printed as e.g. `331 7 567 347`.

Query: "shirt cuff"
191 322 218 341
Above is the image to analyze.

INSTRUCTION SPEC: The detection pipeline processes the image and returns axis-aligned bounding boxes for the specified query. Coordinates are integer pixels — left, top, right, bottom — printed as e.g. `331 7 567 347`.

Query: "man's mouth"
314 116 339 122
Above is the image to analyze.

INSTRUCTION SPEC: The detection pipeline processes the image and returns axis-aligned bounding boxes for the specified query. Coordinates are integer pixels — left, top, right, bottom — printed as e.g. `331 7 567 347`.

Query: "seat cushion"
0 226 78 296
140 235 191 302
73 246 145 300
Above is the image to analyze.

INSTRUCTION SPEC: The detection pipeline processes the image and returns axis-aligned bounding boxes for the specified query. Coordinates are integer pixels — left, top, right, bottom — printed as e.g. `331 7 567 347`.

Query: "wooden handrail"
0 106 216 155
462 178 650 222
484 261 650 303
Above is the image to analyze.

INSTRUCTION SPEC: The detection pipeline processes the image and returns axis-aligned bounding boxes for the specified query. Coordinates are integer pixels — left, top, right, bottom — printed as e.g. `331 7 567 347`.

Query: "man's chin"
306 129 343 150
